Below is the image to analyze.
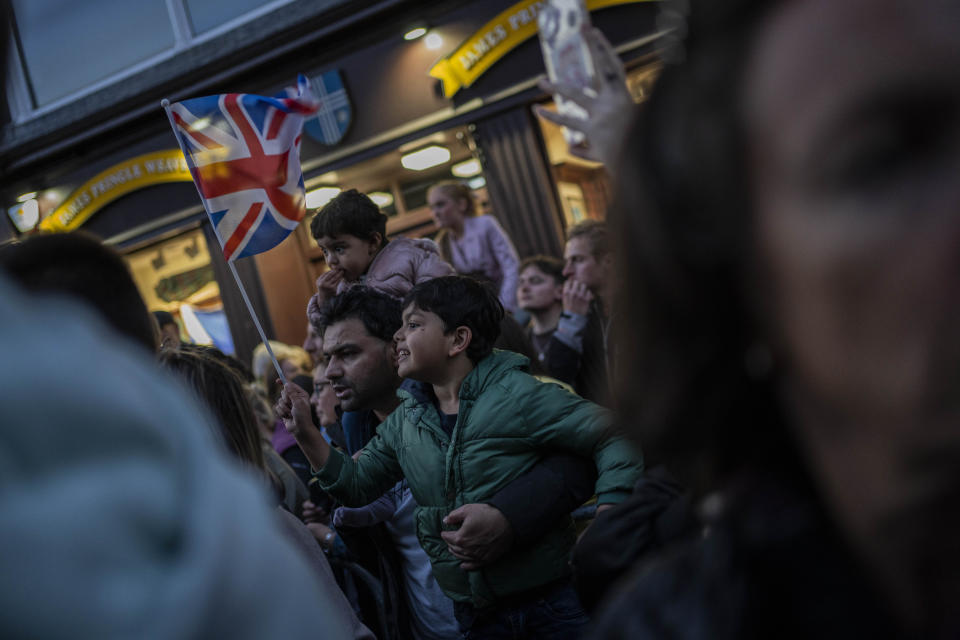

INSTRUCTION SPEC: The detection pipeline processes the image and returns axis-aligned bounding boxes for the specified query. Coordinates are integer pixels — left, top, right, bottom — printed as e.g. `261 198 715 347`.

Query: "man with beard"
283 287 599 639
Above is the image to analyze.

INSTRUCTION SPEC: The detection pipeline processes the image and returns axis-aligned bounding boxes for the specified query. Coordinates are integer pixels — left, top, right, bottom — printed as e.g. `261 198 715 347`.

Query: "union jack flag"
169 75 319 262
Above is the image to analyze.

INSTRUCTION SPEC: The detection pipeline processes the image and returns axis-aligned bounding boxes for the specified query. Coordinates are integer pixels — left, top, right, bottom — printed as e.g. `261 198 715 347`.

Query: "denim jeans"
454 582 589 640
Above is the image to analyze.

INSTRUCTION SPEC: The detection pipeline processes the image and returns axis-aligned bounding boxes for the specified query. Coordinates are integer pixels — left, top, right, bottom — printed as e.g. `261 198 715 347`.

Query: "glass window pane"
184 0 274 35
12 0 174 107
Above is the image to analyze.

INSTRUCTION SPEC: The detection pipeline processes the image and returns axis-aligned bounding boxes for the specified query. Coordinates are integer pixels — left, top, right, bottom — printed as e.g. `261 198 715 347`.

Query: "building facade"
1 0 662 364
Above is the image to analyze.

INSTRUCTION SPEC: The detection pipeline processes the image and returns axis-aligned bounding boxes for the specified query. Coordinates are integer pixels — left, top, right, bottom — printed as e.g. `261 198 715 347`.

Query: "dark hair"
519 254 564 284
309 189 387 245
152 310 176 329
0 232 157 352
180 343 254 383
611 0 791 493
495 313 542 374
402 276 503 363
317 285 403 343
157 348 266 471
566 219 610 258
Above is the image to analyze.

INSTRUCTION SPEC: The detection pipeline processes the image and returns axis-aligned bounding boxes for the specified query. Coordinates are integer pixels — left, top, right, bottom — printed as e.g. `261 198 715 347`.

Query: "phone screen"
537 0 595 146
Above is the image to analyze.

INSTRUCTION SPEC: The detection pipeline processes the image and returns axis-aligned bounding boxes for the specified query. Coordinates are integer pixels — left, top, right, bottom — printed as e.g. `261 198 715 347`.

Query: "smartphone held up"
537 0 596 148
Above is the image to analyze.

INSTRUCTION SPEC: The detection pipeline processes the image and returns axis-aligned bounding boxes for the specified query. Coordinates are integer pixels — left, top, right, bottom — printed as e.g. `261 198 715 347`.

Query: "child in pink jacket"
305 189 453 327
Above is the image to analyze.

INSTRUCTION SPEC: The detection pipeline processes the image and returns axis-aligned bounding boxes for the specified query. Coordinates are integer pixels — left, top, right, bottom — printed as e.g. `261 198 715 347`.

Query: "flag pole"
161 98 288 385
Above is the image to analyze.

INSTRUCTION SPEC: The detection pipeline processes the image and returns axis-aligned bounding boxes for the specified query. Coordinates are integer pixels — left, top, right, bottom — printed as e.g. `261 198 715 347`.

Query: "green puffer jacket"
316 350 643 608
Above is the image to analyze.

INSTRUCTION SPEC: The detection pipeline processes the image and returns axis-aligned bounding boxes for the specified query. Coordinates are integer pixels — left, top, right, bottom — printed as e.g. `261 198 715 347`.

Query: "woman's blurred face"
311 364 339 428
745 0 960 614
428 188 469 230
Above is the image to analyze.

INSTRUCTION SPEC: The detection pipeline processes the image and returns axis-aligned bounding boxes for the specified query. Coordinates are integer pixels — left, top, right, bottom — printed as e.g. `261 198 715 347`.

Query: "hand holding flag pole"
161 76 320 384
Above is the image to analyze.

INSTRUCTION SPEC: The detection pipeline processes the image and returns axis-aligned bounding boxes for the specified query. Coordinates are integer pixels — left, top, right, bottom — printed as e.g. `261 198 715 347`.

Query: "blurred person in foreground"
0 232 157 353
158 347 371 639
0 276 351 639
552 1 960 638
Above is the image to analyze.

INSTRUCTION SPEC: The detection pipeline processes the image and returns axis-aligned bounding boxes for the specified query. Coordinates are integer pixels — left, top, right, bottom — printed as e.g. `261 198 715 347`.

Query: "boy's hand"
441 503 514 570
301 500 330 525
562 279 594 316
315 269 344 300
274 381 313 437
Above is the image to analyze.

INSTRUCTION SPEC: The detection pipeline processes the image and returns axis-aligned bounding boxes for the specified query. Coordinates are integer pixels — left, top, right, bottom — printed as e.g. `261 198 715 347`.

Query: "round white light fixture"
467 176 487 190
368 192 394 208
401 145 451 171
8 198 39 232
451 158 482 178
424 32 443 50
404 27 428 41
306 186 341 209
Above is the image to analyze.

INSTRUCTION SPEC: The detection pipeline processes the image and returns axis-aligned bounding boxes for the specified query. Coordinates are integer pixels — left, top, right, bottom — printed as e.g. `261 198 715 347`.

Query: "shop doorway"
124 226 235 354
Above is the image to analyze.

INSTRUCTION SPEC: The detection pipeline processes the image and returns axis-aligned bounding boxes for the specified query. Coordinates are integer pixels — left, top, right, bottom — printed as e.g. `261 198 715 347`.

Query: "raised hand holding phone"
536 10 636 169
537 0 596 148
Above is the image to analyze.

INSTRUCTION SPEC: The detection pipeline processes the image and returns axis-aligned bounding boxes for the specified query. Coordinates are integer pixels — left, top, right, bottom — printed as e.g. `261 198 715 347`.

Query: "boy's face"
316 233 380 282
394 304 452 381
517 265 563 313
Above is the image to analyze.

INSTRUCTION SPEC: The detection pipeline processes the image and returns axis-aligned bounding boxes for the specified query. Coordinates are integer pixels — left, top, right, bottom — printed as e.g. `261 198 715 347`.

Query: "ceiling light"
16 191 37 202
451 158 482 178
404 27 428 41
368 191 394 208
401 145 451 171
424 32 443 50
7 198 39 232
467 176 486 190
306 186 341 209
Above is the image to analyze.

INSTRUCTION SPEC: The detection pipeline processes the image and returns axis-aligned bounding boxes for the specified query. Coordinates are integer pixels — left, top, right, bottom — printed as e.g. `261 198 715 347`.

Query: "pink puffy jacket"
306 237 453 326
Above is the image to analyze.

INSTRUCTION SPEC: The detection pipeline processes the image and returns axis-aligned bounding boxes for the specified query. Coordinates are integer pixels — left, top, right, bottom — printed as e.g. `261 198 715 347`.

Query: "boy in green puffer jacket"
277 276 643 639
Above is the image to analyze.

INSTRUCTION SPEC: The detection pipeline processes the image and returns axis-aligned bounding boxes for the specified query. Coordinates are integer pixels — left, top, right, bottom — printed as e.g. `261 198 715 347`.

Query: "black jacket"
589 477 907 639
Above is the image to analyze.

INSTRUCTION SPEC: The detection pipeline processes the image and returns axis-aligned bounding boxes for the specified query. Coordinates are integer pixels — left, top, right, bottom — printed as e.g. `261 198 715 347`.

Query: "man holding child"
277 276 642 639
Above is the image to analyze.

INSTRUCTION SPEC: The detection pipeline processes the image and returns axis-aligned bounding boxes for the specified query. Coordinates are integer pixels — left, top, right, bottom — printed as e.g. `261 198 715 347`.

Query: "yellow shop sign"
39 149 192 232
429 0 654 98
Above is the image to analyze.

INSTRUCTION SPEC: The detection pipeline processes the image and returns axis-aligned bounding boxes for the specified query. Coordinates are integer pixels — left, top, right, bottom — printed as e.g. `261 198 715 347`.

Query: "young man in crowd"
549 219 616 405
277 278 642 639
516 255 565 374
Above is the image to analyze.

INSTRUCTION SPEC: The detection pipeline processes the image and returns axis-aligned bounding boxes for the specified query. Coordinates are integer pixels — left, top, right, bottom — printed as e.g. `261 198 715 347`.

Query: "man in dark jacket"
547 220 616 405
286 287 603 638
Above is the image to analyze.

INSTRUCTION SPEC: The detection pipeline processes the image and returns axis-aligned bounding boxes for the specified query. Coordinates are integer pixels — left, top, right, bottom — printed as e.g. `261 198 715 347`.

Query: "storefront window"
184 0 303 35
124 227 235 355
7 0 320 114
11 0 174 107
536 64 660 227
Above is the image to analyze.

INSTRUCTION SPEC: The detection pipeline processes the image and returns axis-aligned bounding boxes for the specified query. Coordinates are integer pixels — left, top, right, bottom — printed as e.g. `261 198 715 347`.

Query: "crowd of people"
3 0 960 637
